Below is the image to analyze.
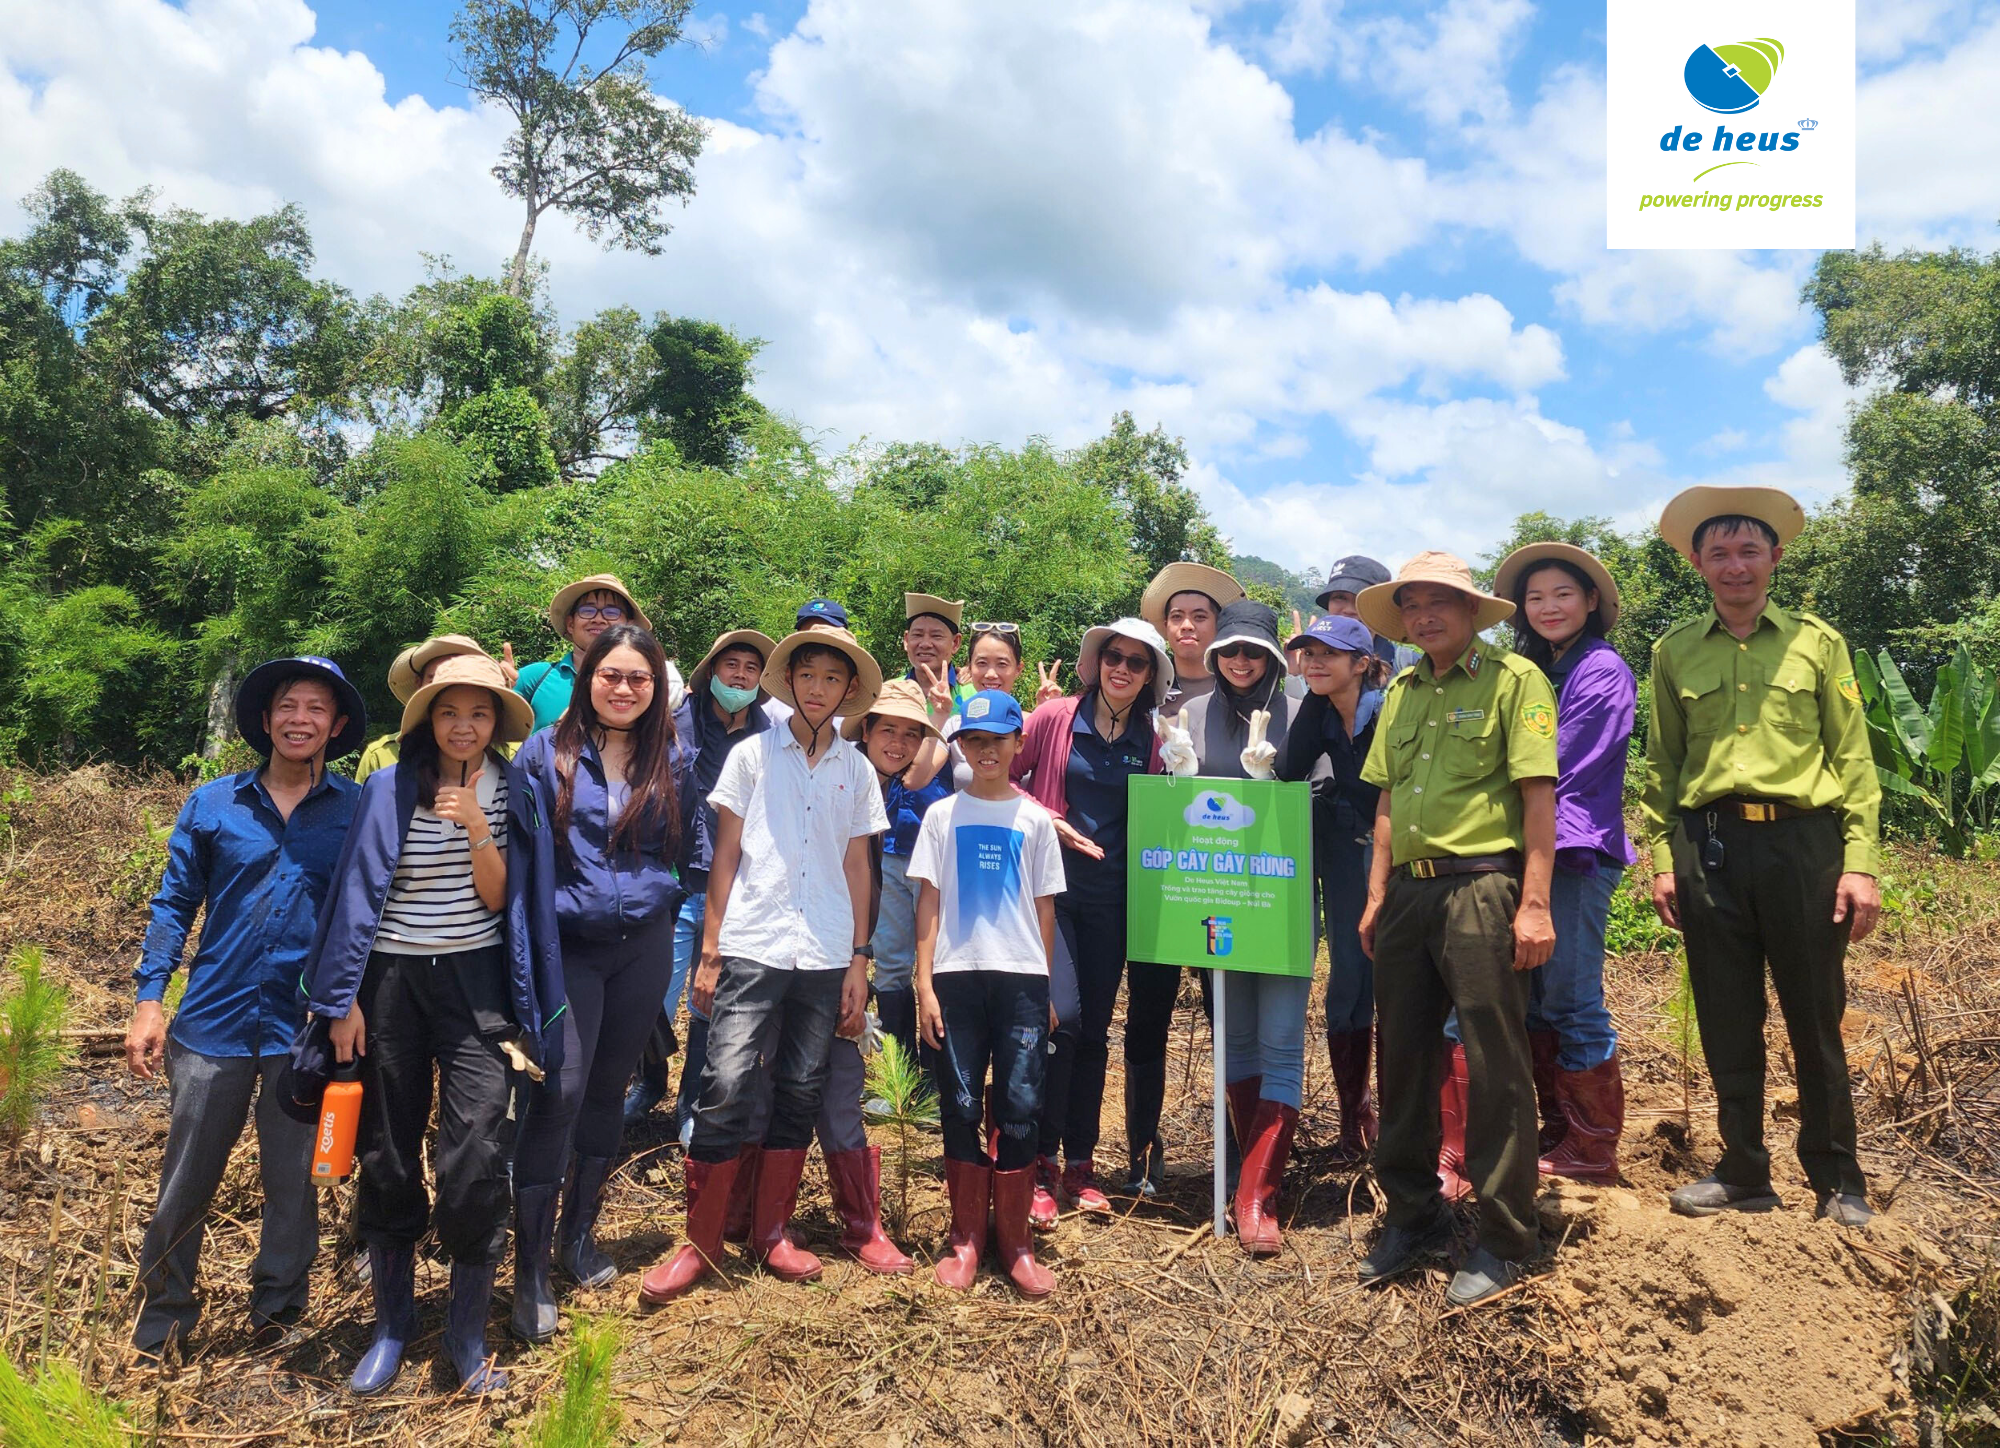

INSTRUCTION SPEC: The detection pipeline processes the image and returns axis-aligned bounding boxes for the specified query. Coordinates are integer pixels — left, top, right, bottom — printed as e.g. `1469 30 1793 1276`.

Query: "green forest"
1 165 1997 799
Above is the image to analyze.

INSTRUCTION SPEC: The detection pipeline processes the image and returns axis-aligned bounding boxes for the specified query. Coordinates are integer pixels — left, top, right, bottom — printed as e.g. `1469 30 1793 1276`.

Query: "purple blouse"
1551 637 1637 868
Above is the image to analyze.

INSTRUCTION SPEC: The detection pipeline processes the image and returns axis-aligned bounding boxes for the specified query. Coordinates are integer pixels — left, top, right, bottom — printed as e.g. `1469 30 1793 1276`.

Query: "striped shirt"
375 763 509 955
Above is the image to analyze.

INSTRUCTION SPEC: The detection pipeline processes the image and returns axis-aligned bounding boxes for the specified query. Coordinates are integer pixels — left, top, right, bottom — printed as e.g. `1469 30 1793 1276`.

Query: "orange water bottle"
312 1062 362 1182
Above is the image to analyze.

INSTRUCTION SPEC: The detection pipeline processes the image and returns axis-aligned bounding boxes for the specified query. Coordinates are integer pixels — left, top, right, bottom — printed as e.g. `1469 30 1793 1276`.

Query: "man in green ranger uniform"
1643 485 1881 1228
1353 552 1559 1308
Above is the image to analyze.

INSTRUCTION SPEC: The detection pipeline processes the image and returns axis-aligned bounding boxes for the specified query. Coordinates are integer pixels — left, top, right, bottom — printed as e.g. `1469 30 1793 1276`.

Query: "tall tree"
635 315 764 468
1072 411 1228 585
450 0 707 297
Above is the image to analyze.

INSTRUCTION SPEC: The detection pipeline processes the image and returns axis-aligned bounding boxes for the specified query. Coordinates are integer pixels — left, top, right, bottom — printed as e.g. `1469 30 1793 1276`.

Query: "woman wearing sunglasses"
1175 600 1310 1254
1009 618 1171 1222
509 624 688 1341
510 574 655 733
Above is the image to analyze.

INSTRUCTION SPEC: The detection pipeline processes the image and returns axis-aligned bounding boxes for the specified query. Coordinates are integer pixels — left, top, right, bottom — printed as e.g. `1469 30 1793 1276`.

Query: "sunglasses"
572 603 629 622
594 667 655 690
1214 643 1265 660
969 621 1020 637
1098 647 1153 674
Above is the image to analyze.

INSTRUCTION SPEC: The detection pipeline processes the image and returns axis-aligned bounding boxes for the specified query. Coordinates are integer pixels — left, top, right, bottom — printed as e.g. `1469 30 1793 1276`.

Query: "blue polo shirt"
136 768 361 1058
1061 693 1154 906
516 655 578 732
882 770 953 857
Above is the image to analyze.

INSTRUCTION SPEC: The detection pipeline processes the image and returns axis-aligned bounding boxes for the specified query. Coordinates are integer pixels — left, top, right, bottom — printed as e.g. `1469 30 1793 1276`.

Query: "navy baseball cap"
1316 555 1391 607
1285 614 1375 655
956 690 1024 735
797 598 850 629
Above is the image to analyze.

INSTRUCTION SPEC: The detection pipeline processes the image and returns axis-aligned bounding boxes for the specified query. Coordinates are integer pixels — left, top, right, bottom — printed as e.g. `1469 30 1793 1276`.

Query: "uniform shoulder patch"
1520 699 1555 739
1836 672 1861 704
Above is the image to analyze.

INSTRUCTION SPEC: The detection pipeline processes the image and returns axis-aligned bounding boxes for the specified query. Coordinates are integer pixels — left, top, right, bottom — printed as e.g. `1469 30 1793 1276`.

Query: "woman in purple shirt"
1493 543 1636 1183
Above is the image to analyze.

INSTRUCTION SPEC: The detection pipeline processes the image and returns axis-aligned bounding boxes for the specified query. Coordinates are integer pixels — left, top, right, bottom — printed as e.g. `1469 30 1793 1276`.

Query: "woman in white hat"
1009 618 1171 1221
303 654 556 1397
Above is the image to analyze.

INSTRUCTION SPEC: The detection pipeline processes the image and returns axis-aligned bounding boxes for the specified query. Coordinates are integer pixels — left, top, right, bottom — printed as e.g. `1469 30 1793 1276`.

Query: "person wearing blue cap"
126 656 366 1360
913 690 1066 1298
1280 615 1389 1165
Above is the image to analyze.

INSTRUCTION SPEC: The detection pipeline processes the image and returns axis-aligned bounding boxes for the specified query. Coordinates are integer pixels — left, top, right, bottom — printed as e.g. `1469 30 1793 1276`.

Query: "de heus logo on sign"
1661 36 1805 157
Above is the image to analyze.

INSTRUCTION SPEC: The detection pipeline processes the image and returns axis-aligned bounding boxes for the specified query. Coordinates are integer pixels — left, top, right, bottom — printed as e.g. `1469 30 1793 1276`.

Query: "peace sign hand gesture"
915 661 954 718
1034 659 1065 706
499 641 519 687
1241 708 1277 780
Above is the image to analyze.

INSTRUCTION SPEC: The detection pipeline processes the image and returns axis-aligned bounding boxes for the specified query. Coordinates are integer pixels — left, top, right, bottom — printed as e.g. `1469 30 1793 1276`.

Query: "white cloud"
1266 0 1533 128
1856 13 2000 246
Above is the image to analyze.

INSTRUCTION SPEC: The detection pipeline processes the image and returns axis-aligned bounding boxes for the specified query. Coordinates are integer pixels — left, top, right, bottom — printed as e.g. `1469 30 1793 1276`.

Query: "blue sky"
2 0 1997 575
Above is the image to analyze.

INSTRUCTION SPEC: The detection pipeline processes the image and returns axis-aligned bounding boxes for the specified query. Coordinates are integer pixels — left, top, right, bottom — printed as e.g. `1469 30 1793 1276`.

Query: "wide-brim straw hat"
687 629 777 700
1357 552 1515 642
1657 485 1805 560
1077 618 1175 691
1202 599 1288 677
399 653 535 744
763 627 884 716
387 634 488 705
547 573 653 636
1492 543 1623 630
1139 562 1245 633
841 677 944 741
235 656 368 760
904 593 965 632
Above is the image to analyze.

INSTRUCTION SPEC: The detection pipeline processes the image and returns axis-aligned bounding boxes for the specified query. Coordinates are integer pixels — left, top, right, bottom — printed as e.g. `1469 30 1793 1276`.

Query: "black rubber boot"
443 1261 507 1395
349 1242 416 1396
559 1155 618 1289
1121 1056 1168 1197
510 1184 559 1343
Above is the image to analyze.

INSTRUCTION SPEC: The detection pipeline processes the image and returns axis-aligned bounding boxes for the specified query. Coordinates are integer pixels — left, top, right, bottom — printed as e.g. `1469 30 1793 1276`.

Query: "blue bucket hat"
234 656 367 760
956 689 1025 736
1285 614 1376 655
797 598 850 629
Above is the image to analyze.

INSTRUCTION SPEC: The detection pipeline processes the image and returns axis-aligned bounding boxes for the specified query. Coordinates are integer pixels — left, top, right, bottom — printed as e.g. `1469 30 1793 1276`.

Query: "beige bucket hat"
841 677 945 742
686 629 777 698
1139 562 1246 633
1357 552 1515 642
387 634 489 705
762 627 884 716
904 593 966 632
1491 543 1622 630
1657 485 1805 561
547 573 653 636
399 653 535 744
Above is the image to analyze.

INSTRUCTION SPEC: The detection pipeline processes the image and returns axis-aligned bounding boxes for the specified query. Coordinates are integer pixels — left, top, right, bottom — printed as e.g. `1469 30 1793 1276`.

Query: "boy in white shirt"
914 690 1066 1299
640 628 889 1303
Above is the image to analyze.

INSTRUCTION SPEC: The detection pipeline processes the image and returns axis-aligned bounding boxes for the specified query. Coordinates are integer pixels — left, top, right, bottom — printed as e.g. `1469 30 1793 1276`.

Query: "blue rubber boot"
349 1242 416 1396
444 1261 508 1395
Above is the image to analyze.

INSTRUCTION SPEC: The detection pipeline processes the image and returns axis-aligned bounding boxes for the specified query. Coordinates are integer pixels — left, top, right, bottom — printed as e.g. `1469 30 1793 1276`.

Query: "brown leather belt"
1696 797 1829 824
1400 852 1522 880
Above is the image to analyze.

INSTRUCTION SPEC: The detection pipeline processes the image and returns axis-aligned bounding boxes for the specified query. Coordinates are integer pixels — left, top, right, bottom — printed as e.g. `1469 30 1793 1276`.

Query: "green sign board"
1124 776 1314 977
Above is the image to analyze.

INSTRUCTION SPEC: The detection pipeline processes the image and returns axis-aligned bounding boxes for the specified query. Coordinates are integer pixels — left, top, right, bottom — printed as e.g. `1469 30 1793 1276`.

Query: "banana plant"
1854 644 2000 855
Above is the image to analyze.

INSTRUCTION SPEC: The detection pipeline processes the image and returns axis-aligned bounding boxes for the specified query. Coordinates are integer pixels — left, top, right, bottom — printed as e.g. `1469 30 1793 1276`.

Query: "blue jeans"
1526 866 1621 1070
1223 970 1313 1108
875 851 919 993
687 958 844 1162
932 971 1049 1170
668 891 704 1022
671 893 707 1146
1316 814 1374 1034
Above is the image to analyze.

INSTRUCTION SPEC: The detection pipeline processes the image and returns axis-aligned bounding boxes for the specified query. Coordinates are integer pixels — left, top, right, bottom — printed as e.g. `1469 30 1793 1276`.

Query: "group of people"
123 480 1885 1389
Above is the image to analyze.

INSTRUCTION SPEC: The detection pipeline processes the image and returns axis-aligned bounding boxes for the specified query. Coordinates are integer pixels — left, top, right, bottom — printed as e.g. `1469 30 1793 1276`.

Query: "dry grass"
1 768 1997 1444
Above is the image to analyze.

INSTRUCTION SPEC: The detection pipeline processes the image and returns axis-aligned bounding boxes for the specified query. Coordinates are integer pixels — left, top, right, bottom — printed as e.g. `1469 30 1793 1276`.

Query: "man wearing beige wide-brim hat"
509 573 654 733
1141 561 1245 719
1352 551 1559 1309
1640 485 1881 1230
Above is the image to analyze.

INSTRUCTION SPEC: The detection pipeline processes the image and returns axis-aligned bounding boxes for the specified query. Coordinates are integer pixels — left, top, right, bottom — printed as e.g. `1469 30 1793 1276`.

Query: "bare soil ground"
2 765 1997 1446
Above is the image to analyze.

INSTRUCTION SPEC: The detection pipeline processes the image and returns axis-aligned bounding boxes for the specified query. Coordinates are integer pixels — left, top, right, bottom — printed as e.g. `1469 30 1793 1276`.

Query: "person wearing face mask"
302 654 558 1395
1010 619 1170 1222
1485 543 1636 1188
1279 614 1388 1165
1175 600 1312 1255
623 630 776 1135
1141 562 1246 720
506 575 655 732
510 624 689 1343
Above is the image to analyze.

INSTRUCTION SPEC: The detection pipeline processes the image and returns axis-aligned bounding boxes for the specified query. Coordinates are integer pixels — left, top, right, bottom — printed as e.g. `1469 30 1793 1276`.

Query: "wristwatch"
851 942 875 960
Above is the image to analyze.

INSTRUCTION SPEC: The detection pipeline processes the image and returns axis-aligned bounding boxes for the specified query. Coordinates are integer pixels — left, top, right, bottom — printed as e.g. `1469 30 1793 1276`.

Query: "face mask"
710 677 759 713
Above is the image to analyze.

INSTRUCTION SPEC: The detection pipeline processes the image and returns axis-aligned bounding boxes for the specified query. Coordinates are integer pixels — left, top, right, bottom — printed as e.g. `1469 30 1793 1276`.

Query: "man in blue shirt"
125 657 365 1358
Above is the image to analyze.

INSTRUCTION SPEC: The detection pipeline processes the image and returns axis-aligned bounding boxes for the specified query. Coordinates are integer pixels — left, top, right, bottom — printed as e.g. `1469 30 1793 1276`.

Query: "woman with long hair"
1280 614 1389 1163
303 654 557 1397
1010 618 1170 1223
510 624 688 1341
1489 543 1635 1184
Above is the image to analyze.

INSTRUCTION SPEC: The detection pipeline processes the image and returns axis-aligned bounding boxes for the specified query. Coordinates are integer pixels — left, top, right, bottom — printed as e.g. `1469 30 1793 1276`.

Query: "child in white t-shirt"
912 690 1065 1299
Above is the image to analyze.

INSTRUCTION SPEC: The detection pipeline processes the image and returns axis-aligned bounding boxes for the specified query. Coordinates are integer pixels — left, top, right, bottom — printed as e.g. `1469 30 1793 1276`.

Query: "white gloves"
1158 710 1199 777
852 1009 885 1054
1240 709 1277 780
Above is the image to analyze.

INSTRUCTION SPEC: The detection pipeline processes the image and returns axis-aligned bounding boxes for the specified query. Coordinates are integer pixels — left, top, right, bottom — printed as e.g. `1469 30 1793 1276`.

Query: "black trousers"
516 918 675 1188
1040 893 1125 1161
355 946 518 1265
1672 810 1866 1198
1374 870 1539 1262
933 971 1050 1170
